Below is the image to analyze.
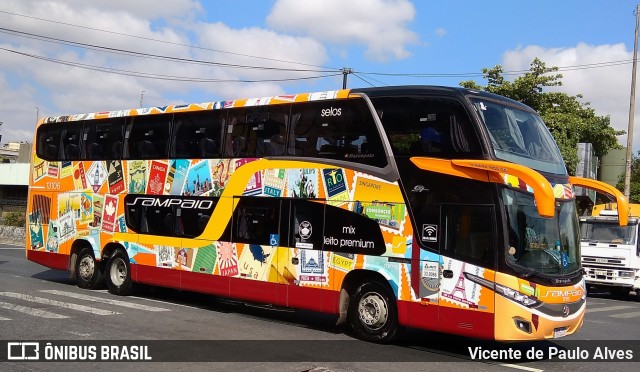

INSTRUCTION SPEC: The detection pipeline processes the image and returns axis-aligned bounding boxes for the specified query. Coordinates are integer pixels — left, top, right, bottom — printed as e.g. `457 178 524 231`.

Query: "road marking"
586 305 634 313
0 247 24 250
0 301 69 319
129 295 201 309
40 290 170 312
0 315 11 320
0 292 120 316
609 311 640 319
498 363 544 372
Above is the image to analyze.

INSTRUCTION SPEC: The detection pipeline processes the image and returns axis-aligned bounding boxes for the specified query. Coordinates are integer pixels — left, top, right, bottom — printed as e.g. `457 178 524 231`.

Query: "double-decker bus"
27 86 628 342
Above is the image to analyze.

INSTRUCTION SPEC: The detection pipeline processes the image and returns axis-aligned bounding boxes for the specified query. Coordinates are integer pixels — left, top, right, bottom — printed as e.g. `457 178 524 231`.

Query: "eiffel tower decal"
448 263 467 301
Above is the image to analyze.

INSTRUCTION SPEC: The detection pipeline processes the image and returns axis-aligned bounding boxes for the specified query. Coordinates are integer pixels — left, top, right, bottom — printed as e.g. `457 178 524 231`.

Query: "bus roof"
38 85 536 127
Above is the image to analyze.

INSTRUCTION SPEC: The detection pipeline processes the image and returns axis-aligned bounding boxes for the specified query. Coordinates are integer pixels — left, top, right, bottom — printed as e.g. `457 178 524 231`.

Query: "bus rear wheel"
76 247 104 289
348 281 399 343
105 250 134 296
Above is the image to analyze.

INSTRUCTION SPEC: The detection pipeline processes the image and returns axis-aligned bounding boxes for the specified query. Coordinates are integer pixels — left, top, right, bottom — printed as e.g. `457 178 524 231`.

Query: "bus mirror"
568 176 629 226
452 160 556 219
409 157 555 218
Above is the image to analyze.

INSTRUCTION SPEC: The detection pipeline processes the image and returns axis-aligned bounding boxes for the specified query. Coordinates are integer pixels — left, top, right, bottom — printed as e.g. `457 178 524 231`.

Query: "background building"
0 142 30 218
598 147 626 187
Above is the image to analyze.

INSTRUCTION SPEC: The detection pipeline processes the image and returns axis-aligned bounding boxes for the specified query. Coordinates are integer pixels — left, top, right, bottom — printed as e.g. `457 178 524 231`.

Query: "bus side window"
374 96 481 159
82 118 125 160
289 99 387 167
125 114 172 159
171 110 225 159
36 124 64 160
225 106 288 158
60 124 83 161
441 204 495 269
231 197 281 245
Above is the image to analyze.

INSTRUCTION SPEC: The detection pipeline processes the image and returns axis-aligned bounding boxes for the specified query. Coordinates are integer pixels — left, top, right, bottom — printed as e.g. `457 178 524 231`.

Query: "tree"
617 151 640 203
460 58 623 175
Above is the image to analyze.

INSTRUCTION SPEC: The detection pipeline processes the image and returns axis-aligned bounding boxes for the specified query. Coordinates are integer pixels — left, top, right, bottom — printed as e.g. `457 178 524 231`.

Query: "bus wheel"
76 247 104 290
348 281 399 343
105 250 133 296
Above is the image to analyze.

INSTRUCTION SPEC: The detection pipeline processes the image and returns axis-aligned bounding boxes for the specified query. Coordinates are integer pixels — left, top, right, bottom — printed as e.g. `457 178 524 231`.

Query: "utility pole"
341 68 352 89
624 4 640 199
139 90 145 108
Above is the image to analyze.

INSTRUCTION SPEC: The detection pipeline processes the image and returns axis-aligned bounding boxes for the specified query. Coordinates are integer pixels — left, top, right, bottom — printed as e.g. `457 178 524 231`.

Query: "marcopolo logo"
320 107 342 117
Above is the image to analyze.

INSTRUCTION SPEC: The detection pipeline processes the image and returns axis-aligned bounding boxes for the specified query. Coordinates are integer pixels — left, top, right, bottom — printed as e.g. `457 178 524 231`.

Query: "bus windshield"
472 99 567 175
580 221 637 245
503 188 580 276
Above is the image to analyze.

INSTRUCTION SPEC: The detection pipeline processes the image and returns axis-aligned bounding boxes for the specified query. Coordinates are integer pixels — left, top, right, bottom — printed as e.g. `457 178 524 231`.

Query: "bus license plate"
554 327 568 338
594 270 607 276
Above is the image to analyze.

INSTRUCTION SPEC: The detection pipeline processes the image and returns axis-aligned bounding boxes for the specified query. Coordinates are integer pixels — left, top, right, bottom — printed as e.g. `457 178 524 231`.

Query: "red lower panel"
27 250 68 271
180 268 229 297
283 283 325 312
134 264 181 290
229 276 278 304
403 301 439 332
438 304 494 339
403 301 494 338
130 264 335 314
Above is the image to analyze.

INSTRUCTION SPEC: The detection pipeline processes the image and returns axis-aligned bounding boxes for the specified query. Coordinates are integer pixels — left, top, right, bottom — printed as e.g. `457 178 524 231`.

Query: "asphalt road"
1 243 639 372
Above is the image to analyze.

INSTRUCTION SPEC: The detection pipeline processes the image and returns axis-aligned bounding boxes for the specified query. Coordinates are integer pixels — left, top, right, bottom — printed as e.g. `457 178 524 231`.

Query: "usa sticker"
422 224 437 242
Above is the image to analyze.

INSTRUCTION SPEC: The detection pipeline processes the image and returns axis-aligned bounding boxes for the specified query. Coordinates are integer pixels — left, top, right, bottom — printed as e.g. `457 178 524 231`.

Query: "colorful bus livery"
28 86 627 342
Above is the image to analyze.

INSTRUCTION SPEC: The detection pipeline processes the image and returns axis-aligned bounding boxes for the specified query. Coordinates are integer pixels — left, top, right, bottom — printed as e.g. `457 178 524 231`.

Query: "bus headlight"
495 283 542 308
464 272 542 308
619 271 635 278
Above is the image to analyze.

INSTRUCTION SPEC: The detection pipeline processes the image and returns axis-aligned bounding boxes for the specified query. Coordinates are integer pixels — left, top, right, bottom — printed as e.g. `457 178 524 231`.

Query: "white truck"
580 203 640 298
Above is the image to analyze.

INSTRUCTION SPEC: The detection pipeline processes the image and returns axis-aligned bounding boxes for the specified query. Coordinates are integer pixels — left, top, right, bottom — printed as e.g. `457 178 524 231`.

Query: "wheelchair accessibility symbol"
270 234 279 246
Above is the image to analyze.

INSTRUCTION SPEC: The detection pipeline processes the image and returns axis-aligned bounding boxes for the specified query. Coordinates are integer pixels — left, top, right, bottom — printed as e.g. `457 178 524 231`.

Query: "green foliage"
616 151 640 203
3 211 26 227
460 58 624 175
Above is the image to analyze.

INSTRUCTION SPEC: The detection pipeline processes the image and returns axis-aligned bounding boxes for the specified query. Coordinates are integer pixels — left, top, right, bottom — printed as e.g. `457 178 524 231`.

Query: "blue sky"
0 0 639 150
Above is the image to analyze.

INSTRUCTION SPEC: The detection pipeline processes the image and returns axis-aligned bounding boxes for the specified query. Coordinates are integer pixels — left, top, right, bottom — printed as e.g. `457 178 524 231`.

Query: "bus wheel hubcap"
79 256 94 280
358 292 388 330
110 258 127 286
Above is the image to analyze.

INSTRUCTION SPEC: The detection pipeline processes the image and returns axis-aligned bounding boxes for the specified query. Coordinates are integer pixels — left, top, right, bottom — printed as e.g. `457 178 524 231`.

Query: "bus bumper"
494 294 586 341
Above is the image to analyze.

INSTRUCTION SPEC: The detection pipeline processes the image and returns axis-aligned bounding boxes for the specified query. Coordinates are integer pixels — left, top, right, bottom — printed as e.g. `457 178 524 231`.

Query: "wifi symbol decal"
422 224 438 242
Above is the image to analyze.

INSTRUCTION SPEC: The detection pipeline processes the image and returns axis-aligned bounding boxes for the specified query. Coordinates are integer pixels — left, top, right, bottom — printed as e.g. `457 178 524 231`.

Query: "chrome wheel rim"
78 255 94 281
110 257 127 287
358 292 389 330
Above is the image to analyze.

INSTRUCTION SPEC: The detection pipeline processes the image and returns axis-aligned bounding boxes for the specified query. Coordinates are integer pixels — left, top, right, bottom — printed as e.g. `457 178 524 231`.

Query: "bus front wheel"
105 250 133 296
348 281 399 343
75 247 104 290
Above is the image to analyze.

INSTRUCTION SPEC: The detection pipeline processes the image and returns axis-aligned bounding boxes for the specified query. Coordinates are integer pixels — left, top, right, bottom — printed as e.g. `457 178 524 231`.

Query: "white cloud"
0 0 331 142
502 43 636 148
0 75 39 142
266 0 418 62
7 0 202 21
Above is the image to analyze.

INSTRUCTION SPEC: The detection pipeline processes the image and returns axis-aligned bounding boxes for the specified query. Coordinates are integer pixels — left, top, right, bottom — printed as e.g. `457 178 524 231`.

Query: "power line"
357 73 390 87
351 72 376 87
0 9 338 70
1 11 636 83
0 27 338 73
0 46 342 83
355 59 636 78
